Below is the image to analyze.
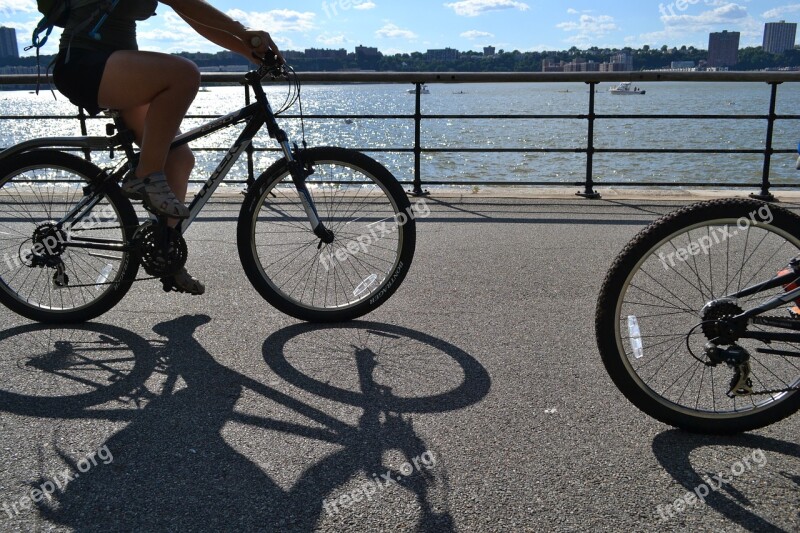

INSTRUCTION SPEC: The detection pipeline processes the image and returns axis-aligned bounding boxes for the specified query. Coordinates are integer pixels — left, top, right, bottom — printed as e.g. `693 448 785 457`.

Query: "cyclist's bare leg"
118 104 195 227
98 50 200 180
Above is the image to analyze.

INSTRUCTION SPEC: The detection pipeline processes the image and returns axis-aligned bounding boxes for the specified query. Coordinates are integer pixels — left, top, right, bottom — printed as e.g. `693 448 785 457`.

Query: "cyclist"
52 0 284 294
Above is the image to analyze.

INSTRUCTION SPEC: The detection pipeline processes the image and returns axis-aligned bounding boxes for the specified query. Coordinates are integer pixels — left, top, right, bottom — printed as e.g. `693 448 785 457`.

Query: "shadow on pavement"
0 316 490 532
652 430 800 532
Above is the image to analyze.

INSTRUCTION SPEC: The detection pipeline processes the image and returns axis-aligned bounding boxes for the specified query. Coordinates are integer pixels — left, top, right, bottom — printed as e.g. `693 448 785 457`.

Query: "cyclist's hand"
245 30 284 66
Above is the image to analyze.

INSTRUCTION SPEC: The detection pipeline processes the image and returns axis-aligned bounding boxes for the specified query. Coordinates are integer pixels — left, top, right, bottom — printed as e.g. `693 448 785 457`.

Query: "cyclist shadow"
21 315 490 531
651 430 800 531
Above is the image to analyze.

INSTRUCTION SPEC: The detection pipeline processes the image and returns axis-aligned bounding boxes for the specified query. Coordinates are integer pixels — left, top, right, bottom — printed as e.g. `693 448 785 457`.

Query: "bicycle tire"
0 150 140 323
596 198 800 434
238 147 417 322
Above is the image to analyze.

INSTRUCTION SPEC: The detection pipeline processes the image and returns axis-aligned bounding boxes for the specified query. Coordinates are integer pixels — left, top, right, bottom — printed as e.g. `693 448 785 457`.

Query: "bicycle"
596 197 800 434
0 63 416 323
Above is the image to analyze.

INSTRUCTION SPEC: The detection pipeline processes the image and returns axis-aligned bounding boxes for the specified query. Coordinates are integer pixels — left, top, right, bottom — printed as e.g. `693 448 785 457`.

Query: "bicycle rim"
0 158 134 319
613 213 800 421
248 156 411 316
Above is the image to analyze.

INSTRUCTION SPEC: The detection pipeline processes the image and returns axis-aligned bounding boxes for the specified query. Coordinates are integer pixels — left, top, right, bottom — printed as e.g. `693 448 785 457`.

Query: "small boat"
609 82 645 95
407 84 430 94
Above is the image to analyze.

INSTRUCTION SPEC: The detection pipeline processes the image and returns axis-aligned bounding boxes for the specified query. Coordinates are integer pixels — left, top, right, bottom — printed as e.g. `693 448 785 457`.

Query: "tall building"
763 20 797 54
483 46 496 56
708 30 740 68
610 52 633 70
0 27 19 60
426 48 460 61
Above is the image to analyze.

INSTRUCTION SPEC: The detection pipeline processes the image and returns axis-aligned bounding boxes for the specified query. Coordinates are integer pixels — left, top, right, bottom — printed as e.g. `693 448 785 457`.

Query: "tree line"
5 45 800 71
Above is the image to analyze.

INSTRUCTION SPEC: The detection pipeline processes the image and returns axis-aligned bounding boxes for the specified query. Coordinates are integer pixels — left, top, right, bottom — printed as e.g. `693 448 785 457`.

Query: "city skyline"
1 0 799 57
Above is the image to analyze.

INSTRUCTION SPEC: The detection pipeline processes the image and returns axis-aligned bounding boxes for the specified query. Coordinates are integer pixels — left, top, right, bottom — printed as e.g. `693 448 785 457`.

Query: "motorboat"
407 84 430 94
609 82 645 95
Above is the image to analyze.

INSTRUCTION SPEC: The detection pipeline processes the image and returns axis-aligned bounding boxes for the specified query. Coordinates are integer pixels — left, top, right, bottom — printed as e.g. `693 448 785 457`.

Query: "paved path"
0 197 797 532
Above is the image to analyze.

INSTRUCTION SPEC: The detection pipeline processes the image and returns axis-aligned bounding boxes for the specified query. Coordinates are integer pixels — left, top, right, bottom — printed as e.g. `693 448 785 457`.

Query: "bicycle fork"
280 140 335 245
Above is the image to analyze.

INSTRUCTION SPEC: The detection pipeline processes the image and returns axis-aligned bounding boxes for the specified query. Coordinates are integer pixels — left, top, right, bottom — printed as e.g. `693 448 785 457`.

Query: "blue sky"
2 0 800 56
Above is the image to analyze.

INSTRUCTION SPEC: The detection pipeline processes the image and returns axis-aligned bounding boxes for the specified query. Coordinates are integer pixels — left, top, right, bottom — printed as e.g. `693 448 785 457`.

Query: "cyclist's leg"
118 104 196 207
117 105 204 295
98 50 200 179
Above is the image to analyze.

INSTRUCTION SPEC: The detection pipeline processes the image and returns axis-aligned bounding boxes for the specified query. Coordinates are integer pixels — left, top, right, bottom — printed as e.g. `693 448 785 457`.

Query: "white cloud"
461 30 495 39
444 0 530 17
660 3 748 29
353 1 377 10
762 4 800 19
225 9 316 33
0 0 35 14
556 13 618 47
375 23 417 40
317 33 348 45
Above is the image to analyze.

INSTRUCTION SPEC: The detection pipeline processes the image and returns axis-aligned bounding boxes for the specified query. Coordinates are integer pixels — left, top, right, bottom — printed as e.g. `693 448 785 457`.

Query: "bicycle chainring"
133 221 187 278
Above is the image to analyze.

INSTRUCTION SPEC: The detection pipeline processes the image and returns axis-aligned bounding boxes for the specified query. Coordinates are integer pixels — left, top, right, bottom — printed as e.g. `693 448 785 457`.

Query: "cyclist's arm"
160 0 284 63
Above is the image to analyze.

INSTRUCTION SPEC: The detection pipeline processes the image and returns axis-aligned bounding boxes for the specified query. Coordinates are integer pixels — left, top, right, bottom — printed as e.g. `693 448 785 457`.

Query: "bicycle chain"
44 222 162 288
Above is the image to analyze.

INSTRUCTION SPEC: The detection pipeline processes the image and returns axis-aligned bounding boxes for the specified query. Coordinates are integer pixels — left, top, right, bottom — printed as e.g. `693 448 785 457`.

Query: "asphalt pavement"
0 193 797 532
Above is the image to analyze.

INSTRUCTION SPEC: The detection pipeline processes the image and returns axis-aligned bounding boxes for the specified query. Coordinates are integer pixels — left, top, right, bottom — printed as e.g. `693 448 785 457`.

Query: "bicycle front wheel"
238 147 417 322
596 199 800 433
0 150 140 323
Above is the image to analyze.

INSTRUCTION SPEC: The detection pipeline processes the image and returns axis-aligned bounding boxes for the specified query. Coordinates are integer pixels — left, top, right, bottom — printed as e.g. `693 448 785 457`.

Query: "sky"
2 0 800 57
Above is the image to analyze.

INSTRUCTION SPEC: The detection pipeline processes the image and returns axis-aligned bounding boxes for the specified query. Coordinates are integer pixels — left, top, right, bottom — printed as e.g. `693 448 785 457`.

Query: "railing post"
751 81 780 202
244 83 255 187
78 107 91 161
577 81 601 199
411 82 428 197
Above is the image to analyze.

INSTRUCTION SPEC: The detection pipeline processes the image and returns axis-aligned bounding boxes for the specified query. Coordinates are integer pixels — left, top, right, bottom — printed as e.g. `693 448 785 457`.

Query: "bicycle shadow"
651 430 800 532
0 316 490 531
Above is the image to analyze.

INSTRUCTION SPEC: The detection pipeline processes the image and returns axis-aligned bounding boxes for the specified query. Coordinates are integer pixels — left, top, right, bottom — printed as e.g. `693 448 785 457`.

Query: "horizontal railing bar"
6 71 800 85
4 113 796 122
12 179 791 188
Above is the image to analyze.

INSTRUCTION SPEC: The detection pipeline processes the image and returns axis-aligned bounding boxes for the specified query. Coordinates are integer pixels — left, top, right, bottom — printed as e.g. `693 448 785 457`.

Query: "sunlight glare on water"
2 81 800 186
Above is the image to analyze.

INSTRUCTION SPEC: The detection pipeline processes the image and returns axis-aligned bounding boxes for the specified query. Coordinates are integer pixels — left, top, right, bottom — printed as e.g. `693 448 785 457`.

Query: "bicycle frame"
0 67 333 251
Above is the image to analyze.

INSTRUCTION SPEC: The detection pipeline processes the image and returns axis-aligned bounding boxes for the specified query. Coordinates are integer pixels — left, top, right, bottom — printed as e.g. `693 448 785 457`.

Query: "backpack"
28 0 118 52
25 0 119 94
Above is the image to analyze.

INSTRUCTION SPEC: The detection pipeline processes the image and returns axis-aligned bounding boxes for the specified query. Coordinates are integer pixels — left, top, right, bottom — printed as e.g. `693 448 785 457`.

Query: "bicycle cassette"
133 221 187 278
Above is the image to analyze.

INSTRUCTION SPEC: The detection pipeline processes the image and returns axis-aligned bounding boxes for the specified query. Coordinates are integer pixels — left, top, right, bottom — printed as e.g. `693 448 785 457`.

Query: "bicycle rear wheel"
596 199 800 433
0 150 139 323
238 147 417 322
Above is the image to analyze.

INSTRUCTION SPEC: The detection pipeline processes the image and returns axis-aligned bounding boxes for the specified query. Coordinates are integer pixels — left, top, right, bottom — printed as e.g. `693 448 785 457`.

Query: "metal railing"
2 70 800 200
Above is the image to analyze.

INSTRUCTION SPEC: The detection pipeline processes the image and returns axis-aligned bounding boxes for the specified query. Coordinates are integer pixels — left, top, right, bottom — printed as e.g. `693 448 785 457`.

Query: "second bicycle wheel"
0 150 140 323
596 198 800 433
238 147 417 322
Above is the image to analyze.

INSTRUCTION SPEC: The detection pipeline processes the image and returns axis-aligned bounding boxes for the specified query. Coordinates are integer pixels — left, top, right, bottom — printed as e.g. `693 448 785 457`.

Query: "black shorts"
52 48 115 116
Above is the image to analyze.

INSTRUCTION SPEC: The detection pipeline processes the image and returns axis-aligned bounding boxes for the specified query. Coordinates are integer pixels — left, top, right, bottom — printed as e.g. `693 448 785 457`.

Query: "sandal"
121 171 190 219
161 267 205 295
